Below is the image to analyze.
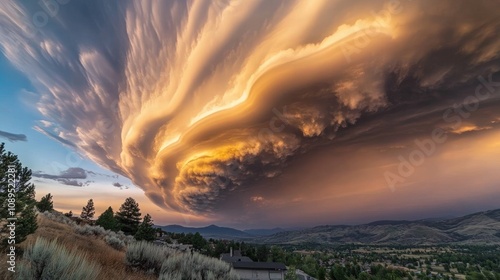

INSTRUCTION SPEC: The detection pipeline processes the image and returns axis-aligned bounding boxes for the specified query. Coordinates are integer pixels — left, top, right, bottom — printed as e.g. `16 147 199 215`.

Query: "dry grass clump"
17 237 100 280
104 235 126 251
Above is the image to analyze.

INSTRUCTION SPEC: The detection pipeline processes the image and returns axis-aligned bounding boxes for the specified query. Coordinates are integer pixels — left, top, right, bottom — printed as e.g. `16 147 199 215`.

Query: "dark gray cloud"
57 179 92 187
32 167 104 187
112 182 128 189
33 167 90 186
33 164 124 188
33 167 87 180
0 130 27 142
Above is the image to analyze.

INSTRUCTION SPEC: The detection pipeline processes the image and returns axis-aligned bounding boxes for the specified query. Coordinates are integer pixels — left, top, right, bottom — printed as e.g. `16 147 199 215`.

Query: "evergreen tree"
285 266 298 280
115 197 141 235
214 241 227 258
318 267 326 280
0 143 37 246
134 213 156 241
80 198 95 220
36 193 53 212
256 244 269 262
96 206 119 231
191 232 207 250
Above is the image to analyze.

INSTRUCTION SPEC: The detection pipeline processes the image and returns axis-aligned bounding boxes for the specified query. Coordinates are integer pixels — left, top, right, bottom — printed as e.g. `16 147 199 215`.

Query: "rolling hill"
243 228 290 236
155 208 500 245
156 224 254 239
255 208 500 245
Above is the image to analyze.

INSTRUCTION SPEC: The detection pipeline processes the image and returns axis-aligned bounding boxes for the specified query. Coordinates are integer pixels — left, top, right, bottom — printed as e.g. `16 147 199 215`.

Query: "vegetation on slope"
125 241 239 280
17 237 100 280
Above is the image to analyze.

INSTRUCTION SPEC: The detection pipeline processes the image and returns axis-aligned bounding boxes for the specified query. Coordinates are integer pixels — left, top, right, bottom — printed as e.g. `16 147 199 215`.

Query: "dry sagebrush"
125 241 239 279
17 237 101 280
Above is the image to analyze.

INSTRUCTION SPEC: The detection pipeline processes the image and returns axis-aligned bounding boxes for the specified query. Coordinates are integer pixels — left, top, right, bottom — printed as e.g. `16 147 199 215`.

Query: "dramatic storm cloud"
1 0 499 225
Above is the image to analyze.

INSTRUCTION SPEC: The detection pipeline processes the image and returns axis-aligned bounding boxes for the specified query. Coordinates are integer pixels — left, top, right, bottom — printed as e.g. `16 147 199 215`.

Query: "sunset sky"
0 0 499 229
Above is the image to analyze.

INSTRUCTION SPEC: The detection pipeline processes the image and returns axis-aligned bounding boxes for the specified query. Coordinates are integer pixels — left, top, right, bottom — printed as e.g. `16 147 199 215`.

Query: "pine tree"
0 143 37 246
80 198 95 220
96 206 119 231
318 267 326 280
191 232 206 250
285 266 298 280
115 197 141 235
36 193 53 212
134 213 156 241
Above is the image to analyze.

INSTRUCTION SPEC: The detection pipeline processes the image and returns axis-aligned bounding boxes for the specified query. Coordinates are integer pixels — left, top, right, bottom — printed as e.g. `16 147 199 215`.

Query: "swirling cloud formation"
1 0 499 222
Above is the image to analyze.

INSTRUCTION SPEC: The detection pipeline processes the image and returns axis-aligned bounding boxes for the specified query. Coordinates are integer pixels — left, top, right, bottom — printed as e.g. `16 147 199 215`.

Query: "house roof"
221 256 253 263
232 261 287 271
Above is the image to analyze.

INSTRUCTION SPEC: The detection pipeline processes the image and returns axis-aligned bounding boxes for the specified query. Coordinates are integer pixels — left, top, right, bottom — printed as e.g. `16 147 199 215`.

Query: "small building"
221 248 287 280
232 261 287 280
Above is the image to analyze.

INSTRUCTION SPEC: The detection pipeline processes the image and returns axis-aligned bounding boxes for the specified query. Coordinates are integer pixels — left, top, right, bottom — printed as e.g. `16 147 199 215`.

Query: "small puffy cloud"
450 124 492 135
250 196 264 202
112 182 129 189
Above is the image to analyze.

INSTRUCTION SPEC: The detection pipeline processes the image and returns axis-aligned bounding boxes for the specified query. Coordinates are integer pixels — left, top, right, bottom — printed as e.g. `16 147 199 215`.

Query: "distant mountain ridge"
243 228 288 236
256 208 500 245
155 225 295 239
156 224 253 239
156 208 500 245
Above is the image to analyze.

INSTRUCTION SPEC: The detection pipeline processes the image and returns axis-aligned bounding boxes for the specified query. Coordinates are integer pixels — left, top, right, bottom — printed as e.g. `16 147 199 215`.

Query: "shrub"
159 252 239 280
125 241 176 274
123 234 136 245
17 237 100 280
74 224 93 235
74 224 106 236
112 232 135 245
104 235 125 251
125 241 239 279
41 211 76 226
90 225 106 236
